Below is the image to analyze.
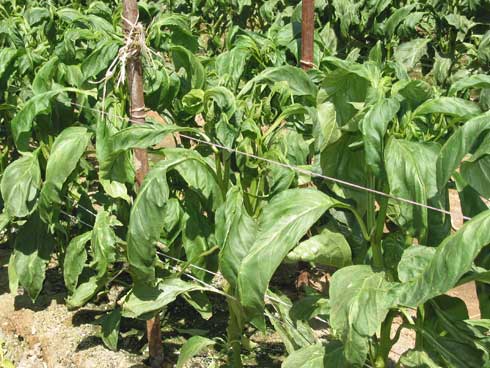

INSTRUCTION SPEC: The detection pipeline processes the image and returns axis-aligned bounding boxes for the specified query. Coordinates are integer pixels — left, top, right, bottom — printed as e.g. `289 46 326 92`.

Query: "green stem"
226 296 243 368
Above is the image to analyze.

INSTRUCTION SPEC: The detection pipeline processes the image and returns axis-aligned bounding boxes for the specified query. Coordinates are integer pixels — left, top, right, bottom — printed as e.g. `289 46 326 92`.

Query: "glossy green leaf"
239 66 317 98
385 138 439 240
394 38 429 70
398 350 442 368
437 113 490 190
286 226 352 268
100 308 121 351
216 186 257 291
449 74 490 95
461 157 489 197
281 342 346 368
414 97 481 118
398 246 436 283
1 152 41 218
67 276 100 308
126 161 171 283
176 336 215 368
91 210 117 278
395 210 490 307
63 231 91 293
32 56 58 94
11 88 94 151
330 265 396 366
122 278 209 319
39 126 92 222
11 212 54 301
237 188 342 326
361 97 400 176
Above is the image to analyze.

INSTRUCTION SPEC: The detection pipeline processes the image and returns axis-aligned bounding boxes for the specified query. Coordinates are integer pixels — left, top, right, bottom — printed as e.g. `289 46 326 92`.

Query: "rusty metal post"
122 1 164 367
301 0 315 70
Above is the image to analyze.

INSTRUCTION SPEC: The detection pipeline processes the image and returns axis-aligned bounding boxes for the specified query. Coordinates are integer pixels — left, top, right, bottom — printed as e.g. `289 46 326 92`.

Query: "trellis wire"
70 102 472 221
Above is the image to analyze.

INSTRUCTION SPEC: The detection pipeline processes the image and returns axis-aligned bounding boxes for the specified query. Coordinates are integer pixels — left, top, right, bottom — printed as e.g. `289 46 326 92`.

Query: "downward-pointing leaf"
122 278 209 319
63 231 91 292
361 97 400 176
237 188 342 327
11 88 93 151
91 210 117 278
39 126 92 222
176 336 215 368
1 152 41 218
100 308 121 351
11 212 54 301
385 138 439 241
330 266 396 366
436 113 490 190
32 56 59 94
216 186 257 291
127 161 171 283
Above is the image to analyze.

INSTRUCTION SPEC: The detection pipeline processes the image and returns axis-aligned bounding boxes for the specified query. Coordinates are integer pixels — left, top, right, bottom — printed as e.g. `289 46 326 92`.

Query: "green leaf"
398 350 443 368
395 210 490 307
286 226 352 268
237 188 342 327
100 308 121 351
398 246 436 283
171 45 205 93
163 149 224 210
385 138 439 240
0 48 18 88
67 276 100 308
32 56 59 95
11 88 94 151
0 212 9 232
383 4 417 37
176 336 215 368
281 342 346 368
436 113 490 190
81 40 119 82
39 126 92 222
394 38 429 71
91 210 117 278
311 102 341 153
330 265 396 366
460 156 490 198
101 123 199 183
239 66 318 99
361 97 400 176
414 97 481 119
126 160 172 283
449 74 490 95
216 186 257 291
63 231 91 292
1 153 41 218
122 278 209 319
11 212 54 301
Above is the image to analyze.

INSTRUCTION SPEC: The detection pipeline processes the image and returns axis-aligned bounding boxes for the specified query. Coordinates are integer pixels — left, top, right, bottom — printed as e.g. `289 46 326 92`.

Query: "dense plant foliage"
2 0 490 366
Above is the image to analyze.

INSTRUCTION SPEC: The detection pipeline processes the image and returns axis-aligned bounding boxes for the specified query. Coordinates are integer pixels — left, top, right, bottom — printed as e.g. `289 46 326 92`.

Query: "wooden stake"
301 0 315 70
122 1 164 367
